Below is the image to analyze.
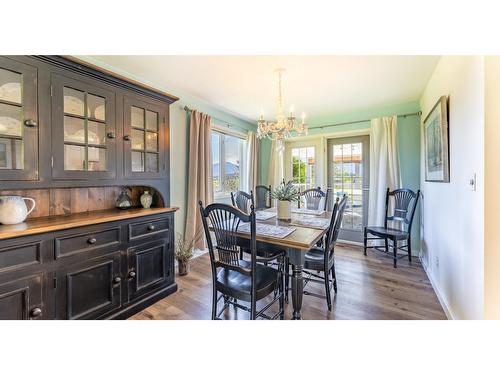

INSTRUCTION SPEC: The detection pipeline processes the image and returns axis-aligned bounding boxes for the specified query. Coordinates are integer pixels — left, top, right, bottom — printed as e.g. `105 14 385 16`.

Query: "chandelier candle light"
257 68 308 147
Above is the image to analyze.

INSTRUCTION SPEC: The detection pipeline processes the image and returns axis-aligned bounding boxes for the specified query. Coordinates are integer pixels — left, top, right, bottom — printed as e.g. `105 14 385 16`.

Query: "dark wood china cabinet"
0 55 178 320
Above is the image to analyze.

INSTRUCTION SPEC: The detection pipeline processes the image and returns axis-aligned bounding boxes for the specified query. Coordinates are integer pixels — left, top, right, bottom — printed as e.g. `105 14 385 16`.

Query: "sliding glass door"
327 136 369 243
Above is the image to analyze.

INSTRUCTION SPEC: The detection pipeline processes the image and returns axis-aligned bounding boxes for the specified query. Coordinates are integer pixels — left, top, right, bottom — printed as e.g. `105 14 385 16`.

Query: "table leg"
287 248 305 320
291 264 304 320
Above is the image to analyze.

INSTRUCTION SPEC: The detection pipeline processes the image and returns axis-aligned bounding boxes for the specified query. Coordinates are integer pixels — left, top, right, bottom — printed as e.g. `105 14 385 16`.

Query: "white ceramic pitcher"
0 196 36 225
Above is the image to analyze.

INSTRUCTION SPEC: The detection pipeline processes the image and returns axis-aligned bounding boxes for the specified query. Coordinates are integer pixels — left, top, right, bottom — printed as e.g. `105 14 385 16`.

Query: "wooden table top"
0 207 179 241
235 208 331 250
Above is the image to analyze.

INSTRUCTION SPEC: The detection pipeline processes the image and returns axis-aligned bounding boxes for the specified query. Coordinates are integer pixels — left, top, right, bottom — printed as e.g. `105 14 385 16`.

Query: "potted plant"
175 232 195 276
271 180 300 221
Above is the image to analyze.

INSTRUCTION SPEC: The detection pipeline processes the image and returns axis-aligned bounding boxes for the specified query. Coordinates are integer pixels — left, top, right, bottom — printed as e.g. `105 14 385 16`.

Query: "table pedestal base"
287 248 306 320
291 264 304 320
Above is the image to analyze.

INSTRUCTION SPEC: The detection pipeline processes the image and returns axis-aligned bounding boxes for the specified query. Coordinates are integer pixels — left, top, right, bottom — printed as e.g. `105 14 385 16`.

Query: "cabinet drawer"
128 217 169 241
55 226 121 259
0 241 42 273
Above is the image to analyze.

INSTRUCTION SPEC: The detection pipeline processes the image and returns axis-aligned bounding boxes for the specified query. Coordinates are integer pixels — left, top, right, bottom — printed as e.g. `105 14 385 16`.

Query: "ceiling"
84 55 440 124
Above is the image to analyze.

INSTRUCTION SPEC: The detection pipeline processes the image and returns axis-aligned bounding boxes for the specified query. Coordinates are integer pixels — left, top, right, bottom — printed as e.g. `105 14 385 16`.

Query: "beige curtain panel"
184 110 213 250
368 115 402 227
245 131 259 195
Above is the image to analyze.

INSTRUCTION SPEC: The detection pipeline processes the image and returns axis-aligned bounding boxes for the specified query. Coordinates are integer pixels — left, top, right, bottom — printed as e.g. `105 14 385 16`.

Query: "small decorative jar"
140 190 153 209
116 188 132 210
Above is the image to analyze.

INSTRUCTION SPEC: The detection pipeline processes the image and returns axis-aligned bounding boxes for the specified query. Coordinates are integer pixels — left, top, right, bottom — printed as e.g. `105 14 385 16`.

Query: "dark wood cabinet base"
0 210 177 320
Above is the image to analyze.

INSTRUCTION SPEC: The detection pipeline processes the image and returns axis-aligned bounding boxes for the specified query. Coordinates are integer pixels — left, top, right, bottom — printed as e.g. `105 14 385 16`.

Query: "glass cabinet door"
0 56 38 180
51 74 116 179
124 96 166 179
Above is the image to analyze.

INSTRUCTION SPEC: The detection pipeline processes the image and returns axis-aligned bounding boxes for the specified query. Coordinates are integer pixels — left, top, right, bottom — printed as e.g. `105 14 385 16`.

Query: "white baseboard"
419 254 455 320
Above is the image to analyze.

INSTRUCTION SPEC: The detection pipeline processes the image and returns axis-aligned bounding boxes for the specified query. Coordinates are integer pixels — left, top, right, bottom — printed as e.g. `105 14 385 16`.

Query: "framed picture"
424 96 449 182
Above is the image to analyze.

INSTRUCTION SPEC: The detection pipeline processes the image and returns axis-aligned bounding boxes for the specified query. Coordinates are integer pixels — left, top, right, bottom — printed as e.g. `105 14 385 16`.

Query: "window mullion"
220 134 225 192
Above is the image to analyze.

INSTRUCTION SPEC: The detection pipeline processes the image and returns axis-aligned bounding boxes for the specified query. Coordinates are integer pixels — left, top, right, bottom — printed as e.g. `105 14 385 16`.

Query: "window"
212 130 245 197
291 146 316 191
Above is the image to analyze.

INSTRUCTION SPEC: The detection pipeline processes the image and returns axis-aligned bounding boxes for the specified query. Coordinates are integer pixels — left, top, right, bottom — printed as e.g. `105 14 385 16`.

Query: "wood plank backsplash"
0 186 160 220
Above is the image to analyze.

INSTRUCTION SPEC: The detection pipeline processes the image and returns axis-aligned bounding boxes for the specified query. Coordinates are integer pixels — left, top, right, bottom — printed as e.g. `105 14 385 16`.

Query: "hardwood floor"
129 243 447 320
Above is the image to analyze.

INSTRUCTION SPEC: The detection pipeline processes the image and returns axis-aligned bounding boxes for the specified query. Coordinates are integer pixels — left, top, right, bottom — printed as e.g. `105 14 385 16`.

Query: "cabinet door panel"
0 56 38 180
51 73 116 180
0 274 43 320
57 252 121 319
123 95 166 179
127 239 171 302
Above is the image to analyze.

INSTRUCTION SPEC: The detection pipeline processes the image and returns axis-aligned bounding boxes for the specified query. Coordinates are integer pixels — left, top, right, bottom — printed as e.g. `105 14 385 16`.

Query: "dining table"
233 207 332 320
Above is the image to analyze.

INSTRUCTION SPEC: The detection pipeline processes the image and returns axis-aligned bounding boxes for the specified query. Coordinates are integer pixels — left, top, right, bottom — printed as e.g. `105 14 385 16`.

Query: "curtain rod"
183 105 248 132
184 105 421 132
309 111 422 131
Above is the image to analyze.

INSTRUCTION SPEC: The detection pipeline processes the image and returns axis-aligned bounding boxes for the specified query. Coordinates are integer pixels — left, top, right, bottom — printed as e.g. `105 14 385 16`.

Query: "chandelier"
257 68 308 141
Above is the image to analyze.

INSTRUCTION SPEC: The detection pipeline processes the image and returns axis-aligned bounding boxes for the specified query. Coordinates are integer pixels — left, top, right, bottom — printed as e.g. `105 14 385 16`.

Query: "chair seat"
304 246 332 271
365 226 409 240
216 260 278 302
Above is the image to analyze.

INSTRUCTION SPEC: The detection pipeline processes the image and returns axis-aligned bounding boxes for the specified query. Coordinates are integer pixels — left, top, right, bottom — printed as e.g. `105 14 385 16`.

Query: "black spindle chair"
199 202 285 320
255 185 272 210
363 188 420 268
231 190 254 214
301 194 348 311
231 190 255 259
298 187 329 211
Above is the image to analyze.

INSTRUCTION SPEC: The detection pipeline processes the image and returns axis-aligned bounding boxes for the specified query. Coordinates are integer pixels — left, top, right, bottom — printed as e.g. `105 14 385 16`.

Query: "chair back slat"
300 187 328 211
325 194 348 257
255 185 272 209
384 188 420 233
231 190 254 214
199 202 256 272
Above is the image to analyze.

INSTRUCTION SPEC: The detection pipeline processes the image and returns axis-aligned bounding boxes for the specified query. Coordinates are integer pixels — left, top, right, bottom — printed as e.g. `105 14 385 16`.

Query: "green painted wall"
259 138 272 185
259 101 421 247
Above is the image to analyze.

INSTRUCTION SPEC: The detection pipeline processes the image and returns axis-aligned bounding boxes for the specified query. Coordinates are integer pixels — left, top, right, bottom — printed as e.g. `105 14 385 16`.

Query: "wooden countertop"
0 207 179 241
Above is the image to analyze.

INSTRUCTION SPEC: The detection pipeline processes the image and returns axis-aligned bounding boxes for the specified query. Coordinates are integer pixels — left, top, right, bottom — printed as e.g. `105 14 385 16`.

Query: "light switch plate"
469 173 476 191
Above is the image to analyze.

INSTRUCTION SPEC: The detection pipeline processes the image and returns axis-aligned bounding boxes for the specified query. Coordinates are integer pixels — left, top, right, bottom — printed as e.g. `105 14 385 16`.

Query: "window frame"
290 145 316 191
211 125 246 200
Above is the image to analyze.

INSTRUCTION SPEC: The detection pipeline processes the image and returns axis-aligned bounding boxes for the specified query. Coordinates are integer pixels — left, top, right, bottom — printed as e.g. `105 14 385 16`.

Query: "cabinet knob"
87 237 97 245
129 271 136 278
24 119 38 127
123 135 131 141
113 276 122 284
147 224 155 231
107 132 116 139
30 307 42 317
